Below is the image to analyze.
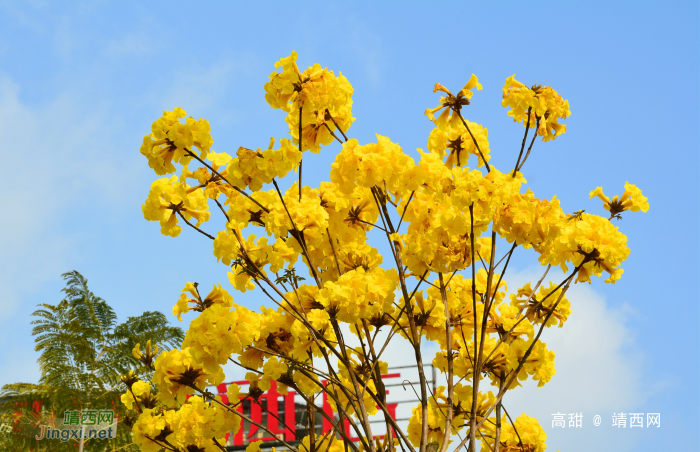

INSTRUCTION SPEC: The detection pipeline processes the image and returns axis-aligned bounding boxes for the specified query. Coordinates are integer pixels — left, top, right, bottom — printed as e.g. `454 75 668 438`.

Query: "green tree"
0 270 184 451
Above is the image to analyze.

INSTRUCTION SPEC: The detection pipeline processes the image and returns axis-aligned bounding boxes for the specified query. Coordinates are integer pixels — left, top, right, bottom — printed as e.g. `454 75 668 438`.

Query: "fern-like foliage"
0 270 184 452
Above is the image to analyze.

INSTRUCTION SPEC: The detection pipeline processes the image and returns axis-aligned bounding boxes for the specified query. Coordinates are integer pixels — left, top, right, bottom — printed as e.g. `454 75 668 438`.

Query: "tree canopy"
0 270 184 452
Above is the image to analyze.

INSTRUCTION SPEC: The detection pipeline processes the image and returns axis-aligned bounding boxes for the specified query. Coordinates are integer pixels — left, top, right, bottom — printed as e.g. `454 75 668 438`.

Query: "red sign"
214 373 401 446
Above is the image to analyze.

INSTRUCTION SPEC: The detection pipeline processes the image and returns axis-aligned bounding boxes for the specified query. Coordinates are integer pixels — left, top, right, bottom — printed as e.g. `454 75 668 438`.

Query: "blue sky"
0 1 697 451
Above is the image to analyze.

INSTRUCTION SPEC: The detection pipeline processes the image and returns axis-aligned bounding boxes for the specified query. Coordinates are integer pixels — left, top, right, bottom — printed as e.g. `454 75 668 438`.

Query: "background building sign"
215 365 435 450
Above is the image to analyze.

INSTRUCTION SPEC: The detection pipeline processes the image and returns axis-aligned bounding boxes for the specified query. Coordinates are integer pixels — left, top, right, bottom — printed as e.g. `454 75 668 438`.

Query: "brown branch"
326 228 343 277
438 273 454 452
214 198 230 223
456 111 490 173
512 106 532 177
517 116 541 173
502 404 524 450
144 436 177 452
494 376 504 452
369 186 430 452
468 204 478 452
357 219 388 232
397 191 415 232
176 211 215 240
324 122 343 144
329 319 376 452
326 109 348 142
185 148 269 213
271 179 322 287
299 106 303 201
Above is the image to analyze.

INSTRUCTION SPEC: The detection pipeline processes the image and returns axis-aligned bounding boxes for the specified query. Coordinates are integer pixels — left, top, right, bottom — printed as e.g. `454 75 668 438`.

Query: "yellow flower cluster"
226 138 301 191
140 107 213 175
132 395 239 452
427 117 491 168
590 182 649 219
182 302 258 377
493 189 565 250
539 212 630 283
316 266 398 324
407 384 495 447
152 348 222 405
510 281 571 328
265 51 354 153
330 135 417 196
502 75 570 141
479 413 549 452
142 176 210 237
425 75 482 126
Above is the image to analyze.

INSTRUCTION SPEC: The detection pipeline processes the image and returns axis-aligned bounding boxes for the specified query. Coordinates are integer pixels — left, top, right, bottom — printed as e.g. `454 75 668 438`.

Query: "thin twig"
397 191 415 232
502 404 524 450
326 228 343 277
326 109 348 142
324 122 343 144
214 198 230 223
357 219 388 232
493 243 518 271
468 203 478 452
517 116 541 172
438 273 454 452
176 211 215 240
456 111 490 173
271 179 322 287
299 106 303 201
185 149 269 213
512 106 532 177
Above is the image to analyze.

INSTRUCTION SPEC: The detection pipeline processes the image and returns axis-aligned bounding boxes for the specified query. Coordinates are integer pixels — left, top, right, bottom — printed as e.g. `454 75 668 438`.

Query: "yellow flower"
120 379 151 410
132 340 159 367
152 348 220 405
226 383 242 403
590 182 649 219
539 212 630 283
182 303 259 377
480 413 548 452
264 51 355 153
510 281 571 328
247 441 264 452
140 107 213 175
427 116 490 168
424 75 482 128
132 409 168 452
226 138 302 191
173 282 234 321
142 176 210 237
502 75 570 141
